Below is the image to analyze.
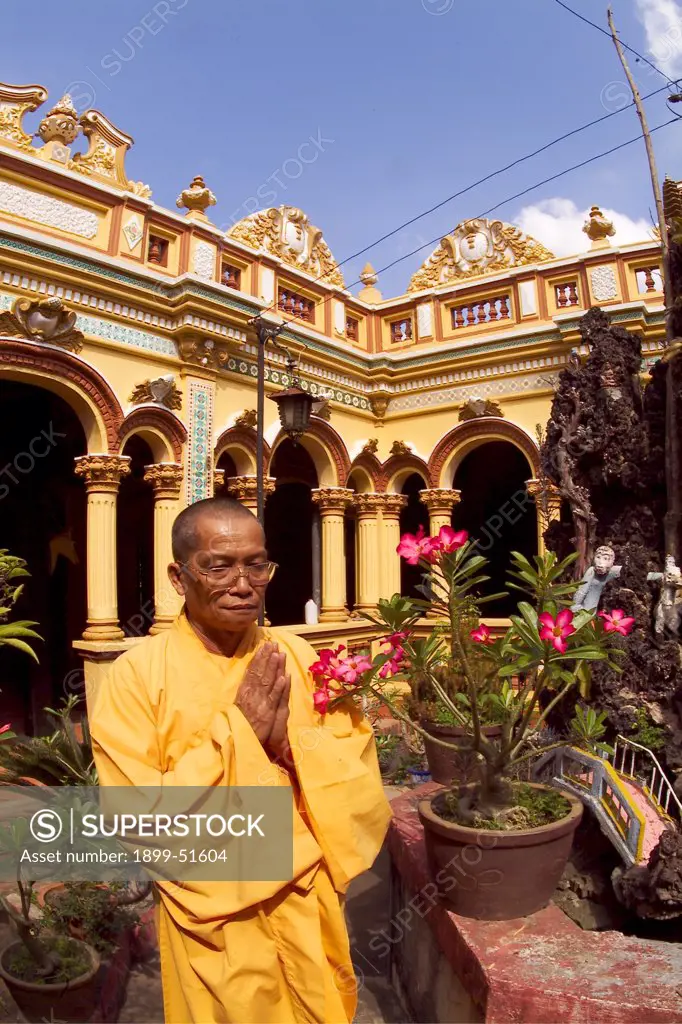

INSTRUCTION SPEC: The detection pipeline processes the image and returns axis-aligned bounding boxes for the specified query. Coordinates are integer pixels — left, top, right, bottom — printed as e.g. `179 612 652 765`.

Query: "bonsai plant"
0 823 100 1023
0 695 97 786
309 526 634 920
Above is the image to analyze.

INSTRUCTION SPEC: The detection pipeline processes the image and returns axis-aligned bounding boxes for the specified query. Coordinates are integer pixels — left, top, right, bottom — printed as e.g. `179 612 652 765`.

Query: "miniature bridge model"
532 736 681 867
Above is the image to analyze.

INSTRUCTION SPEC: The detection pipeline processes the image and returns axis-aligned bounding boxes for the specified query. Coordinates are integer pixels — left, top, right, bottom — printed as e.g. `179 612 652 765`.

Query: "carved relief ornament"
0 296 84 352
229 205 344 287
227 475 276 503
389 440 412 457
458 397 504 421
408 218 554 293
235 409 257 429
178 336 230 370
129 376 182 410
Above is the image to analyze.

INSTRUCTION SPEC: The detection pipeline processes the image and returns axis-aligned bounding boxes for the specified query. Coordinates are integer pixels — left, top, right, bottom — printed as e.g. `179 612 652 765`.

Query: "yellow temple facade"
0 82 667 728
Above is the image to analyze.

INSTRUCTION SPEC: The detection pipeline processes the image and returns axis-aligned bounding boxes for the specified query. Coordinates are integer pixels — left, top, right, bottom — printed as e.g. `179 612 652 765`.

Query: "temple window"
277 288 315 323
221 263 241 290
554 282 580 308
635 266 662 293
390 318 413 343
450 295 510 329
147 234 169 267
346 316 359 341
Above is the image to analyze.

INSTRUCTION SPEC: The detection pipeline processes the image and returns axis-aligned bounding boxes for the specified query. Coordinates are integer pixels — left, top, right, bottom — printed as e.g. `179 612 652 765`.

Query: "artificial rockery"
541 307 681 774
541 305 682 918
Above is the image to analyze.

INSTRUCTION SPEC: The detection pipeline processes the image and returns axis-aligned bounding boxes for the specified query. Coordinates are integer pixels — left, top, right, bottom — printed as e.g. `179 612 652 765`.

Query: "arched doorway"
0 380 87 732
399 472 430 599
453 440 536 616
117 435 155 636
266 439 318 626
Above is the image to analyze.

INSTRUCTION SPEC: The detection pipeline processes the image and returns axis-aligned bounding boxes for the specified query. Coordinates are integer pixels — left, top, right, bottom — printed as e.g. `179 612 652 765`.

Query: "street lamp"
248 314 314 525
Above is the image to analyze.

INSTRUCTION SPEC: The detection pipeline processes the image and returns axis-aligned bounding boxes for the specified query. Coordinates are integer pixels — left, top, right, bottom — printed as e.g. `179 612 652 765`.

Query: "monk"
90 496 391 1024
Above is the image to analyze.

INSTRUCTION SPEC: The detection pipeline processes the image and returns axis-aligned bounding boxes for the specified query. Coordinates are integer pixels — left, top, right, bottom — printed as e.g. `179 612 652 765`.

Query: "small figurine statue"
647 555 682 639
572 545 622 611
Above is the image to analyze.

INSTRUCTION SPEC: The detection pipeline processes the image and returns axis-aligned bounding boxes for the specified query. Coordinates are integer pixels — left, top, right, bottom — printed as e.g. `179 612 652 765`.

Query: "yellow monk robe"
90 611 392 1024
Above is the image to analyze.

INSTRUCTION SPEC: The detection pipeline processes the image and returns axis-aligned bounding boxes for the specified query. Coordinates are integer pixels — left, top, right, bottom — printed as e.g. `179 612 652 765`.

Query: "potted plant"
309 526 634 921
0 695 97 786
0 825 100 1023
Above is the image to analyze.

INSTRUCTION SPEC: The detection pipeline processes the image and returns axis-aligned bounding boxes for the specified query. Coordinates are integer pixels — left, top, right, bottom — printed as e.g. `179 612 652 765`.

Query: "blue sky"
2 0 681 297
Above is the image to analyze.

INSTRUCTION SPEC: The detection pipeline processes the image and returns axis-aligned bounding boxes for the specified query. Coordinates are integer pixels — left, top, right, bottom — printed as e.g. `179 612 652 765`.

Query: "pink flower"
383 631 408 650
397 526 430 565
379 655 404 679
538 609 576 653
599 609 635 636
437 526 468 553
470 623 493 644
313 687 330 715
334 655 373 686
0 724 10 735
310 645 345 678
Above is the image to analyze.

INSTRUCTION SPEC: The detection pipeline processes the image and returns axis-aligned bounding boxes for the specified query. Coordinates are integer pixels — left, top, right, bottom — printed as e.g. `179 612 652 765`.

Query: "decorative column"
376 494 408 599
352 494 386 613
226 475 276 512
419 488 461 534
526 479 562 553
74 454 130 641
144 464 185 634
213 468 226 495
311 488 355 621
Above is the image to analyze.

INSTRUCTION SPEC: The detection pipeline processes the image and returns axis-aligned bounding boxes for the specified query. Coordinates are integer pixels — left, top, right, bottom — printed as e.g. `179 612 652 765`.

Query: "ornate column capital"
214 468 226 494
373 493 408 517
143 463 183 500
526 478 562 512
419 488 461 514
311 487 355 513
74 454 130 492
227 475 276 504
353 493 393 517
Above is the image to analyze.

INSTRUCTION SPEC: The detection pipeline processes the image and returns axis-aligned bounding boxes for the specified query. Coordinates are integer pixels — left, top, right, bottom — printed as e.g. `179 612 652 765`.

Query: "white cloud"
513 198 653 256
634 0 682 78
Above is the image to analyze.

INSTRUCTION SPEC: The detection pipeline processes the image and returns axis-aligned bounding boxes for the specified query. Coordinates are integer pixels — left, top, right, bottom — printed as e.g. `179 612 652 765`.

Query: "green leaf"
0 638 40 661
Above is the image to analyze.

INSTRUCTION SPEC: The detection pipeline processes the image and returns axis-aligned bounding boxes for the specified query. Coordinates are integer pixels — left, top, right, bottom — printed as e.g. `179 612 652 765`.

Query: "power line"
356 117 678 287
551 0 678 87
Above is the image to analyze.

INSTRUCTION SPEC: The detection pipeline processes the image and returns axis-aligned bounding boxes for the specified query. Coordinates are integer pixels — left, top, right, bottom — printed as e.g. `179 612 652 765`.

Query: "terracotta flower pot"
418 783 583 920
421 721 502 785
0 939 100 1023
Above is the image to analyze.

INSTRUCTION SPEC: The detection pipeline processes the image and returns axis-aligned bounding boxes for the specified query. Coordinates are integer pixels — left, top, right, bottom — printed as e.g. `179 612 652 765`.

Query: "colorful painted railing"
533 745 647 866
610 734 682 821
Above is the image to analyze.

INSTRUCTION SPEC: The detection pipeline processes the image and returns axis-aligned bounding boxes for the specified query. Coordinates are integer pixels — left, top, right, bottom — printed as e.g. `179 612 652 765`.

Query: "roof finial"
582 205 615 248
358 262 382 302
176 175 217 220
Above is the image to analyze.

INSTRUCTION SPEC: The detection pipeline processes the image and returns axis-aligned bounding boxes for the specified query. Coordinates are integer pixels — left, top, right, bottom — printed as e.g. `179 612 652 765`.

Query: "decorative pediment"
408 218 554 293
228 206 344 287
130 376 182 410
0 296 83 352
0 82 48 151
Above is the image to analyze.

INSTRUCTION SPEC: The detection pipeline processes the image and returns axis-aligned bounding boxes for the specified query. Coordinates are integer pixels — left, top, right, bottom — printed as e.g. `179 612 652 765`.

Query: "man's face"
169 512 268 633
594 549 615 576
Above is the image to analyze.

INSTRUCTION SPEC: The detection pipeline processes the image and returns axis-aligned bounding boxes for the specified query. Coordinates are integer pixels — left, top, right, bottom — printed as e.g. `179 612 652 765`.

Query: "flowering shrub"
310 526 633 825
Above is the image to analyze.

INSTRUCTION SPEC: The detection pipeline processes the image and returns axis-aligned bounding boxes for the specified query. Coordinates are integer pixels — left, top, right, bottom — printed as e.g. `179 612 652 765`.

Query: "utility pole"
608 6 679 561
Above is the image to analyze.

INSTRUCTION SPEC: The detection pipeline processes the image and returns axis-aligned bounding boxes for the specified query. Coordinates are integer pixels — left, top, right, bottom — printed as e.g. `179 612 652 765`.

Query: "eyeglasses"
186 561 278 588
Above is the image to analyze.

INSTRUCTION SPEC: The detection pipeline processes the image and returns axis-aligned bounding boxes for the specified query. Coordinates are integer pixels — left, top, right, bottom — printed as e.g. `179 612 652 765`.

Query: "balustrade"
450 295 510 329
554 282 580 308
278 288 315 322
635 265 662 294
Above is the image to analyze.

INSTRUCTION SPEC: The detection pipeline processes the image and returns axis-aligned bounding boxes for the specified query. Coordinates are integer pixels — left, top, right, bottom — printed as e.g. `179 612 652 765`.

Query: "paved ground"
0 786 411 1023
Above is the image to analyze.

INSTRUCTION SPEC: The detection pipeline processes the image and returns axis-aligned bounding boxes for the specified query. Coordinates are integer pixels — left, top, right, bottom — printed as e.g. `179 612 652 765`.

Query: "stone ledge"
388 785 682 1023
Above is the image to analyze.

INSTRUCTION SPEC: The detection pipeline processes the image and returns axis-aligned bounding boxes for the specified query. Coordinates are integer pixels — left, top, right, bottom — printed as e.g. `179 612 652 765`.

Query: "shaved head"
171 497 258 563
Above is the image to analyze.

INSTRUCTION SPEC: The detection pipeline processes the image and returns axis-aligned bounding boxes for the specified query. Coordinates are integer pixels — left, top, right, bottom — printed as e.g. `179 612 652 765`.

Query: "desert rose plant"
310 526 634 827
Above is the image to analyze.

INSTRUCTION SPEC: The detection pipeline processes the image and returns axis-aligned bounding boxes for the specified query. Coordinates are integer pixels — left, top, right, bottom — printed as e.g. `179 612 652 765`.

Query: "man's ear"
168 562 188 596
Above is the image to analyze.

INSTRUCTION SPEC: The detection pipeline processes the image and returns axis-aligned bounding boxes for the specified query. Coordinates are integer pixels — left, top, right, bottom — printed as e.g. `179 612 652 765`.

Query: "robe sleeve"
275 631 393 894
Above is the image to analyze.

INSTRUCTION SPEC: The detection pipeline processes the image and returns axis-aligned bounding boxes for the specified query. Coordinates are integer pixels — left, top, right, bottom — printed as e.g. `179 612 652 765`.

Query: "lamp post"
248 314 315 524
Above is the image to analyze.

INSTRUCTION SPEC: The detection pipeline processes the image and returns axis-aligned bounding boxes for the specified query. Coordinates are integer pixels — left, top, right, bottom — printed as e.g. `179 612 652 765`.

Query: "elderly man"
90 497 391 1024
